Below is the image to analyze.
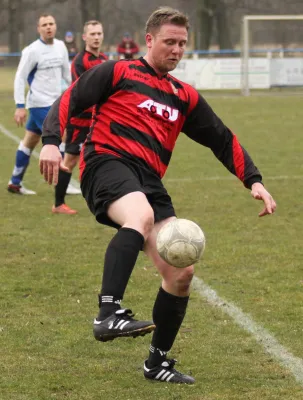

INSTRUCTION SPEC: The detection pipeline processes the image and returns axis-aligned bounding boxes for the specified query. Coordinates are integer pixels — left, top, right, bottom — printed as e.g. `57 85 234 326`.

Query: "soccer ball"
156 219 206 268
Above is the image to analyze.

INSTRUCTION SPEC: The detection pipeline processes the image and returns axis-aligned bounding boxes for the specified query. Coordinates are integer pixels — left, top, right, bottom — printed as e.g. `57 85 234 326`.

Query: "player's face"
146 23 187 74
37 16 57 43
83 24 104 52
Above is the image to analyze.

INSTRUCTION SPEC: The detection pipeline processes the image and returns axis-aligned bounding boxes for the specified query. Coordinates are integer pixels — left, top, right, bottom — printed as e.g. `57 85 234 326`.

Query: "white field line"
0 123 79 187
193 276 303 386
166 175 303 183
2 123 301 185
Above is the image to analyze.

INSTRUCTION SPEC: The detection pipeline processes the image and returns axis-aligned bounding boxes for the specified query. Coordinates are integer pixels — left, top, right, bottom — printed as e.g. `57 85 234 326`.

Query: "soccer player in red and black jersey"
40 7 276 383
52 20 108 215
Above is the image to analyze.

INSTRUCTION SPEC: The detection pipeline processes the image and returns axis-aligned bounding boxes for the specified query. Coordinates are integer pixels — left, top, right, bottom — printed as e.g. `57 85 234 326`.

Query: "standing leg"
60 138 81 196
143 217 195 384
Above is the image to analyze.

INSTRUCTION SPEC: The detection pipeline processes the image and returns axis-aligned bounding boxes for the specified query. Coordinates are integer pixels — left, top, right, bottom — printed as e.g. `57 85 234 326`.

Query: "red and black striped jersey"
71 50 108 82
69 49 108 127
42 57 262 188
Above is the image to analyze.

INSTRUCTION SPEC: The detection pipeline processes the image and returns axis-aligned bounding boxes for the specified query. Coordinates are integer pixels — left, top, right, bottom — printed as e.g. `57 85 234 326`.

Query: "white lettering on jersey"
138 100 179 122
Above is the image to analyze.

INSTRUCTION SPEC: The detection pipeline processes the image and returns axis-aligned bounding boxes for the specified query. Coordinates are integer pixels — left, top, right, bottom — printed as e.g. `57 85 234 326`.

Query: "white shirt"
14 38 71 108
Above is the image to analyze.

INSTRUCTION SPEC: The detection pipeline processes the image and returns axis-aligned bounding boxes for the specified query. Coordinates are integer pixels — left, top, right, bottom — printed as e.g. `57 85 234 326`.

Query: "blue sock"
10 141 32 185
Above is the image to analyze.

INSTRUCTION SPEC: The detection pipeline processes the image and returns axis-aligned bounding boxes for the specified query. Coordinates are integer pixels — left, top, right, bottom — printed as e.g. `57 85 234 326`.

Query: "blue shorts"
26 107 51 135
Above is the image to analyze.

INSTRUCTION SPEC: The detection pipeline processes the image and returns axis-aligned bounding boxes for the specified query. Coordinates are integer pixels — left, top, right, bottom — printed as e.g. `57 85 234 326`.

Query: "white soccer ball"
156 219 206 268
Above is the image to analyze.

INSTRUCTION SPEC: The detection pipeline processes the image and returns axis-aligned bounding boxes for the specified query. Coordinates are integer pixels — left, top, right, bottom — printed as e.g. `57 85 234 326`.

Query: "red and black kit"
43 57 262 184
71 50 108 81
43 57 262 225
65 50 108 155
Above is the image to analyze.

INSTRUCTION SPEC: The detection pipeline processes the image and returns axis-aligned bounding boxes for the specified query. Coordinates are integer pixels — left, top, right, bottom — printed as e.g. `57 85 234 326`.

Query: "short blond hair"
145 7 189 34
83 20 102 33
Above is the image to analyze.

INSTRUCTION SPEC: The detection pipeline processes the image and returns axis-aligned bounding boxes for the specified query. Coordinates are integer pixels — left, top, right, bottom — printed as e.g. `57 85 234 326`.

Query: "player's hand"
251 182 276 217
14 108 27 127
39 144 69 186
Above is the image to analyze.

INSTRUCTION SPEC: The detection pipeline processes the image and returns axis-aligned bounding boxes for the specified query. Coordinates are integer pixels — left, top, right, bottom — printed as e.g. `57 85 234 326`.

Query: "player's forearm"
210 129 263 188
14 75 26 106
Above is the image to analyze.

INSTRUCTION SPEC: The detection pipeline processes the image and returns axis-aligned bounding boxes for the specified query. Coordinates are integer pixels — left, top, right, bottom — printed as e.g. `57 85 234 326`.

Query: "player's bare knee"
124 208 154 239
174 265 194 291
141 210 155 238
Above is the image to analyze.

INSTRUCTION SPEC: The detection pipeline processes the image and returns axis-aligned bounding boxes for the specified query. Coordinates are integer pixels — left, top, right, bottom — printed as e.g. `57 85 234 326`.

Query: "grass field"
1 67 303 400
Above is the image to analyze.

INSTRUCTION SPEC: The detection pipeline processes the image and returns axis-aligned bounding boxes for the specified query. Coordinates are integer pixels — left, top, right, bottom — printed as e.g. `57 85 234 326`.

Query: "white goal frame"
241 15 303 96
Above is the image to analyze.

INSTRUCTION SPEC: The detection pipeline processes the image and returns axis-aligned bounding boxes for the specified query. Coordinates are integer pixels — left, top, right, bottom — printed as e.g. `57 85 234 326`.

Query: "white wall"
170 58 303 89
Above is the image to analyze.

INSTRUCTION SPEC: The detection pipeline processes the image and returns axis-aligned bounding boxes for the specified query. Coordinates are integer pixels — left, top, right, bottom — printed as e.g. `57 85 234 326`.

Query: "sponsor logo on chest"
138 99 179 122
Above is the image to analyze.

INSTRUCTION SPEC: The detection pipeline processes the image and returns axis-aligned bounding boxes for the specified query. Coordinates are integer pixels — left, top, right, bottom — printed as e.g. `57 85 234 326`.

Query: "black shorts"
81 157 176 229
65 124 90 155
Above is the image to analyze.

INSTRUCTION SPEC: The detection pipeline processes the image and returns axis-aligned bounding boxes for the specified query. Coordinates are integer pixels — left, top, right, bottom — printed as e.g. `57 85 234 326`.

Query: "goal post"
241 15 303 96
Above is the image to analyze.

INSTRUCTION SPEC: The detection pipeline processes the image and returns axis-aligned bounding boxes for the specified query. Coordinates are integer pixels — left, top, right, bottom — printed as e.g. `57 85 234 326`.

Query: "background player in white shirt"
8 14 72 197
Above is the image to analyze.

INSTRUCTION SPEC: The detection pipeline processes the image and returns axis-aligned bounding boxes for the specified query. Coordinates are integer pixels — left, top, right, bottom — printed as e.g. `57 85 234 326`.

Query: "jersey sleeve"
14 46 37 107
182 90 262 189
42 60 117 146
71 53 86 82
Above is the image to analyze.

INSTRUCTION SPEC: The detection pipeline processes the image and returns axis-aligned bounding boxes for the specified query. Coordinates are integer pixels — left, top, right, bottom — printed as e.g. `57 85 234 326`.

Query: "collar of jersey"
84 49 101 58
39 38 53 45
139 57 168 79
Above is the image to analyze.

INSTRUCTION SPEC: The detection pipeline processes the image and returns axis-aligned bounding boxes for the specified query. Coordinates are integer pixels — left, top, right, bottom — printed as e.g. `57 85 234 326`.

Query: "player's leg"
81 159 156 341
8 106 52 194
52 125 82 214
52 152 79 214
60 129 82 195
140 174 195 383
8 130 40 194
8 107 43 194
142 218 195 384
64 139 82 195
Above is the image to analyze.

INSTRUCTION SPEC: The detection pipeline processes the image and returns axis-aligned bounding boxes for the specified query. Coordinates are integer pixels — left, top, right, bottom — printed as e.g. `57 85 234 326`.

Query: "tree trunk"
215 0 233 50
197 0 214 50
80 0 100 25
8 0 20 52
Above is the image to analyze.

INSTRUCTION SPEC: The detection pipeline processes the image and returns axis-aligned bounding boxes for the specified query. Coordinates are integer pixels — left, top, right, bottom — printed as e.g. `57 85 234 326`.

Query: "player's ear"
82 34 86 42
146 33 153 49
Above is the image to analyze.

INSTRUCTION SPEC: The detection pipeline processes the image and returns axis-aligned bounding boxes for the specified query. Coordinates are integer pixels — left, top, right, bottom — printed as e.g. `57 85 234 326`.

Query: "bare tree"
6 0 69 52
3 0 303 53
197 0 214 50
8 0 21 53
80 0 100 24
196 0 233 50
215 0 233 50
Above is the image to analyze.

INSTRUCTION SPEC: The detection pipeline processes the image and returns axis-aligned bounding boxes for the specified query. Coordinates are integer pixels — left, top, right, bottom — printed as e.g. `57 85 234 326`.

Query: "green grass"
1 67 303 399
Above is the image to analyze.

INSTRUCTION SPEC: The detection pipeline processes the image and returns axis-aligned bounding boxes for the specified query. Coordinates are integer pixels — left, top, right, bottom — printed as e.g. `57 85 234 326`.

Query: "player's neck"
40 37 54 45
86 46 100 57
143 55 166 77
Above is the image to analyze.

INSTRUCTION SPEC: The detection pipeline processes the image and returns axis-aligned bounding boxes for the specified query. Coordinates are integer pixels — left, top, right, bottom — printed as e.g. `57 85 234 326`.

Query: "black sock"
97 227 144 320
55 169 72 207
97 294 122 318
147 287 189 368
